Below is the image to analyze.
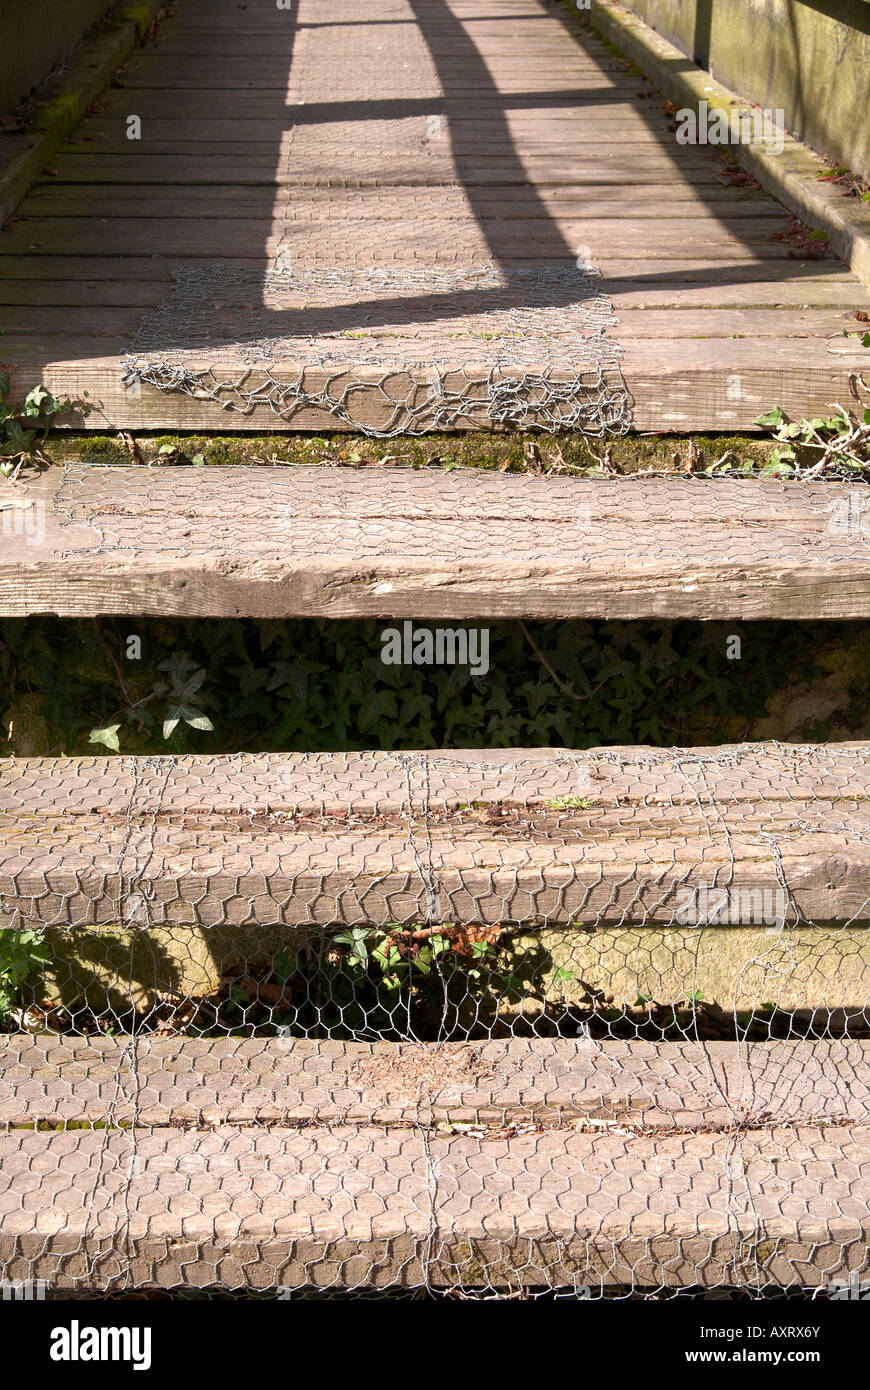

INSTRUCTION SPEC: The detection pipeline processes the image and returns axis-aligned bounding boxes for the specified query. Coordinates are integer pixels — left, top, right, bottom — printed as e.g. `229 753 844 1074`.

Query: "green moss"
76 436 129 466
116 3 153 37
50 431 776 476
201 437 264 466
32 92 82 129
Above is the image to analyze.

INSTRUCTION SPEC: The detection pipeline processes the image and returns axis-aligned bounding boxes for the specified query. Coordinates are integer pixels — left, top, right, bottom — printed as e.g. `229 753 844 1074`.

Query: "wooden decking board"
22 187 785 216
1 1123 867 1288
1 744 868 929
22 156 734 185
3 218 809 259
16 742 863 814
4 269 862 313
62 128 719 150
3 466 870 619
3 1038 869 1129
0 307 850 340
3 0 869 433
2 345 864 432
74 95 702 119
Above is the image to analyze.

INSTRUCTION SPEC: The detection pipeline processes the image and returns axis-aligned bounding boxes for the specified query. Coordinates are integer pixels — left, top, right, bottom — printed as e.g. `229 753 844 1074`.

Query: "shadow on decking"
1 0 849 366
127 0 609 354
139 0 843 354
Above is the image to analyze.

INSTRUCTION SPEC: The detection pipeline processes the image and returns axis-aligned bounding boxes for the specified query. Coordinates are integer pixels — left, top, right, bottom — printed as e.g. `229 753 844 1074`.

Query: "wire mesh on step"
1 744 869 1298
121 264 631 436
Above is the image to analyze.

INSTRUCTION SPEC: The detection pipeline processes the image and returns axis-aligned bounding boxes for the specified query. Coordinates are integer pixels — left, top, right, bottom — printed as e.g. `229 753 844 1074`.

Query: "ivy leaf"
178 668 207 698
162 709 181 739
23 384 51 416
158 651 201 687
754 407 784 428
89 723 121 752
5 419 33 446
180 708 213 731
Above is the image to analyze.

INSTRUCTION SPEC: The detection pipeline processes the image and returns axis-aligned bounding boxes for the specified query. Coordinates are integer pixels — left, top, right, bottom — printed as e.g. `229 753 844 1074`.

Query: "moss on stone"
504 923 870 1013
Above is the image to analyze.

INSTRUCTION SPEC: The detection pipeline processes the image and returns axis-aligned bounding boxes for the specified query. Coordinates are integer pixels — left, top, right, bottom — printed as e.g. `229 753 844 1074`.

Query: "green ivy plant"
1 615 850 757
212 925 509 1040
0 929 50 1022
753 396 870 479
0 374 86 480
317 925 503 1037
89 650 214 751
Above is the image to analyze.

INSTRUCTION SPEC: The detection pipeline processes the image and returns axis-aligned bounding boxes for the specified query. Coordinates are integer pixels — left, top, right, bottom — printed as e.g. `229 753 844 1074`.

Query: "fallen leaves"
238 975 295 1011
773 212 833 260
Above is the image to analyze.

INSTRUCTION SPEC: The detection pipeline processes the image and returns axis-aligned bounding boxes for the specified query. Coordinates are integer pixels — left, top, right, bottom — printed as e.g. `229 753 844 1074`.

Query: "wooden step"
2 1038 868 1130
2 1038 867 1289
3 466 870 619
1 1119 866 1289
2 744 868 930
2 745 868 1015
5 337 869 436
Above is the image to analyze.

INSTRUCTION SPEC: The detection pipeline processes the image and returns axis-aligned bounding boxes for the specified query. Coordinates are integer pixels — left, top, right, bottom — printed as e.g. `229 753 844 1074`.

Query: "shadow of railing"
7 0 852 388
132 0 850 359
693 0 713 66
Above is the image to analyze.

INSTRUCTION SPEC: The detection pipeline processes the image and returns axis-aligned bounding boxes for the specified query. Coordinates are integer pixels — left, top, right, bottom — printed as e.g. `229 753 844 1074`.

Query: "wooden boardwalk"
3 0 870 434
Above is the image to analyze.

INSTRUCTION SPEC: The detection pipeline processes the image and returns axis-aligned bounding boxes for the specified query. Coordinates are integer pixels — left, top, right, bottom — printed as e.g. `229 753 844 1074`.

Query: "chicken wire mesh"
119 0 633 438
1 743 869 1299
121 263 631 438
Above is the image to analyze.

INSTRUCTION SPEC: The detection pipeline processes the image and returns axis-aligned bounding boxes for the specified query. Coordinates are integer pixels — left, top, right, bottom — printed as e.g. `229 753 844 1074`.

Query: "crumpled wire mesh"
121 264 631 437
1 743 869 1299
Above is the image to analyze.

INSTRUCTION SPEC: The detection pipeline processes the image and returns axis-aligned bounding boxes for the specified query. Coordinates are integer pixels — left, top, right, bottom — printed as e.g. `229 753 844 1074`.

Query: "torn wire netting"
1 743 869 1298
121 263 632 436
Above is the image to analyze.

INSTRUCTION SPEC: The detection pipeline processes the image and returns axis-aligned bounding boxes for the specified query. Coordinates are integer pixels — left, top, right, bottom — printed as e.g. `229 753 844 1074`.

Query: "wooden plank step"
60 122 729 150
32 151 725 184
4 338 867 433
3 467 870 620
0 253 858 290
2 216 806 259
0 306 852 340
1 745 868 933
20 184 786 219
1 1122 866 1288
2 1038 869 1130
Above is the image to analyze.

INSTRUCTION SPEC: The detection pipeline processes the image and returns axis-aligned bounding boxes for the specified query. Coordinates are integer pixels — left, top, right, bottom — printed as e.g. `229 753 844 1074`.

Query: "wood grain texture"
3 1037 869 1128
1 744 868 928
2 347 868 432
2 465 870 619
1 1122 868 1287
